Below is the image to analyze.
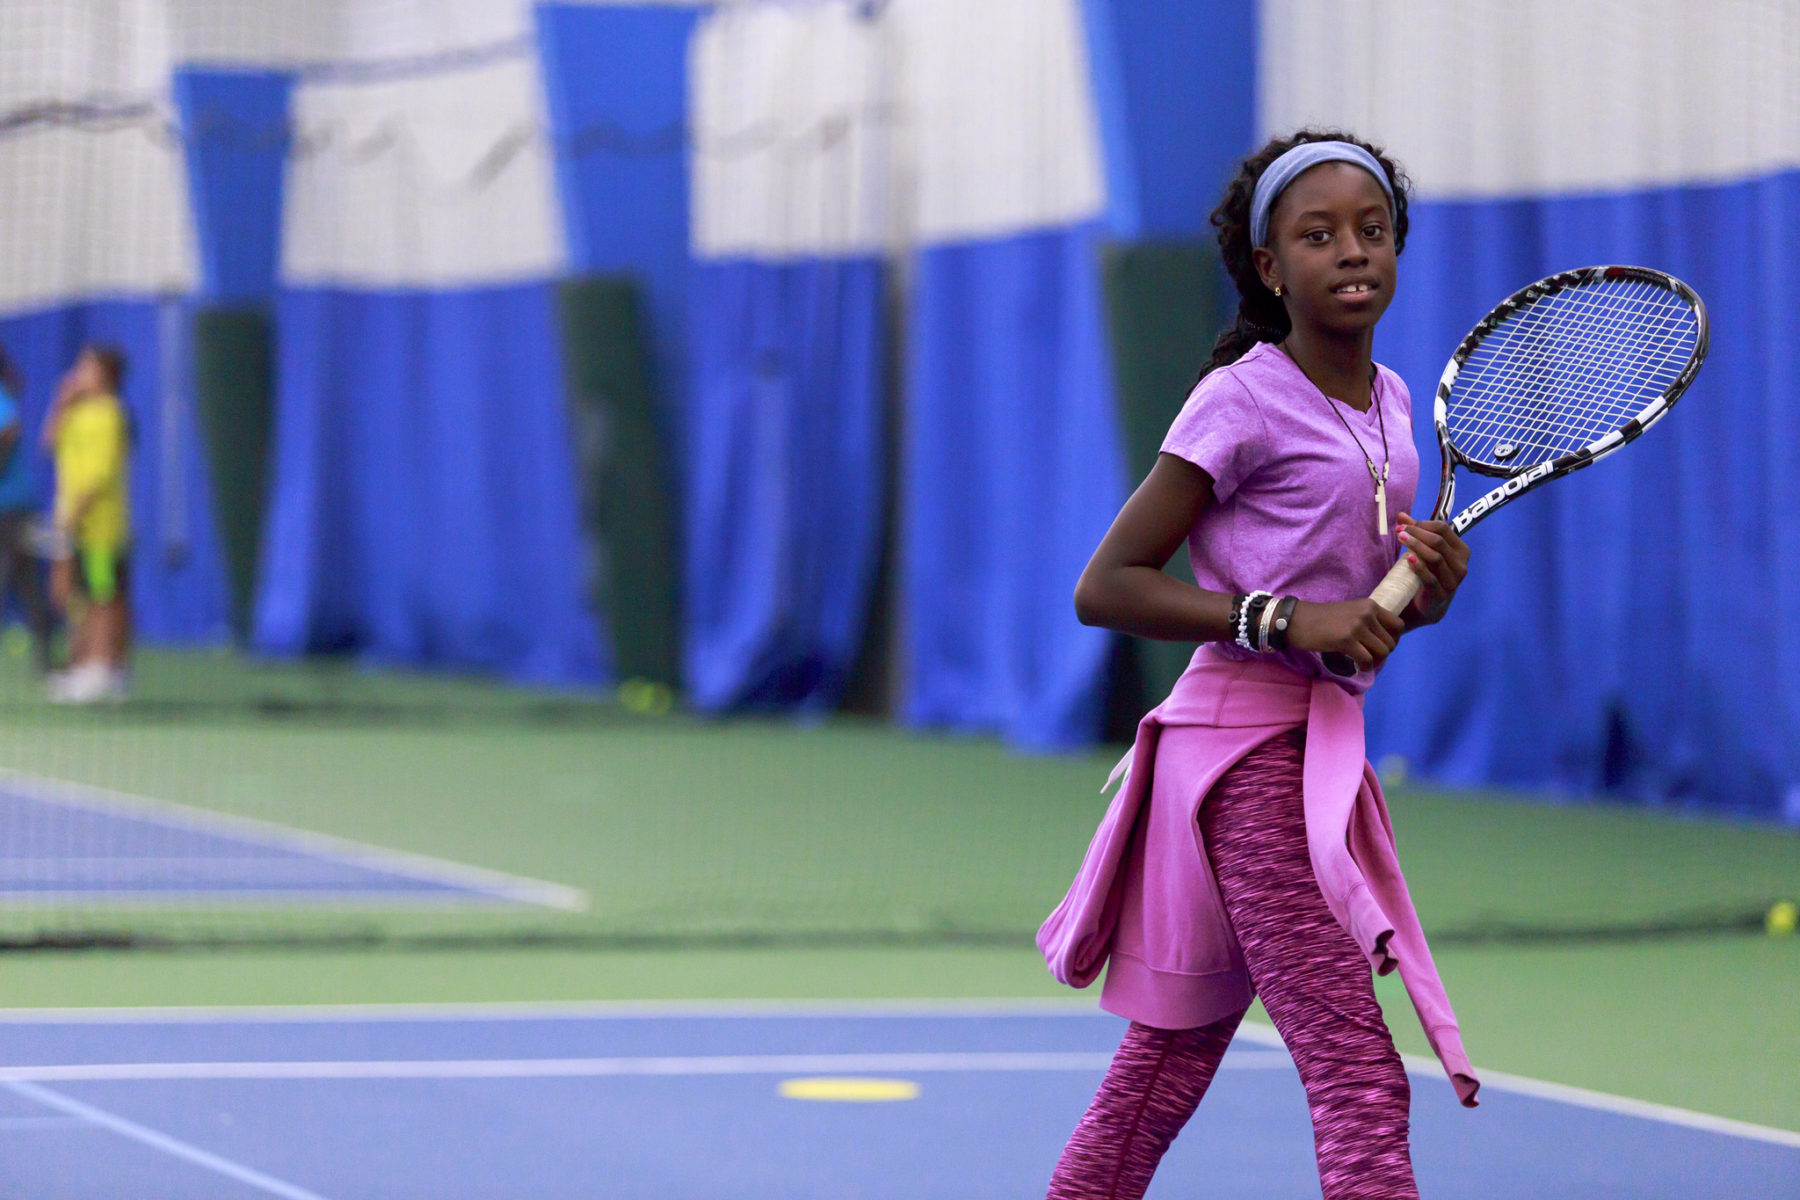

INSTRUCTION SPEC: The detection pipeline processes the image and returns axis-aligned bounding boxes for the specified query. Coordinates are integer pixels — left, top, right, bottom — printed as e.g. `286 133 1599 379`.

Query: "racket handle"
1322 555 1425 677
1369 553 1425 615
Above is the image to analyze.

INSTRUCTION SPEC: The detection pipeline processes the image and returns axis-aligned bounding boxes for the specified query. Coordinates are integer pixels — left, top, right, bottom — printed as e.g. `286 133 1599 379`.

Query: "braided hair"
1200 129 1412 382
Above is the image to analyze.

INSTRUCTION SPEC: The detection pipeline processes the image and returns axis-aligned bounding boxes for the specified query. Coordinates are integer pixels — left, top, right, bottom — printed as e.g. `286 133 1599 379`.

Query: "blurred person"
1040 132 1476 1199
43 345 131 704
0 341 52 673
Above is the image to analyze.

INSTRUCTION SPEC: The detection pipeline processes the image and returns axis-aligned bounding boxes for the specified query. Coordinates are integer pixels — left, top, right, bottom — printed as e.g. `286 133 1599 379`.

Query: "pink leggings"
1047 729 1416 1199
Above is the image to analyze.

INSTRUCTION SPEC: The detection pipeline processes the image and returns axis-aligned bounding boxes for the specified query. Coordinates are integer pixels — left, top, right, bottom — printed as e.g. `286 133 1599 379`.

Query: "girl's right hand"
1284 599 1406 671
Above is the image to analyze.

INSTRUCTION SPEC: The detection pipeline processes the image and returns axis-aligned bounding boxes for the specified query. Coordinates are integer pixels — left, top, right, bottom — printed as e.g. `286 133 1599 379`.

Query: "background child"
45 344 132 704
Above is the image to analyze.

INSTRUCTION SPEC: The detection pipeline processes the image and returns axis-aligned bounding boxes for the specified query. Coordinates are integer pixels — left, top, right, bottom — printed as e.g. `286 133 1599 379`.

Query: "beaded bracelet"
1236 590 1274 651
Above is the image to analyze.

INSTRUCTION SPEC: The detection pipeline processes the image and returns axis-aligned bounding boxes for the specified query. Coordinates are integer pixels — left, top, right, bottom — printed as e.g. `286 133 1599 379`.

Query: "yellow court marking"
778 1077 920 1102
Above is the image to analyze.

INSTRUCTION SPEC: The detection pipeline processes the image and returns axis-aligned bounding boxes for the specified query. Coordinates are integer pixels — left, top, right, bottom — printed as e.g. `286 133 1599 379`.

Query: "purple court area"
0 1005 1791 1199
0 778 578 906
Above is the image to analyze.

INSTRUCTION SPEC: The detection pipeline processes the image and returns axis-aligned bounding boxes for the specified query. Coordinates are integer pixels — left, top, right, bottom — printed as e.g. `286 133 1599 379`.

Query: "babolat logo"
1452 460 1555 532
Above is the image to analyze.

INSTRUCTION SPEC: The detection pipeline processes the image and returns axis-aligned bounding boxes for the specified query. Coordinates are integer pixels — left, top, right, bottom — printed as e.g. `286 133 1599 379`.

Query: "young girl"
1038 131 1478 1198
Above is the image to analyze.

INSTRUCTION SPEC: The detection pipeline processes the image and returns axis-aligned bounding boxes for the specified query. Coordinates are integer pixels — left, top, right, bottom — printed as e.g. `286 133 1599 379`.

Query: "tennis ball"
618 678 652 713
1767 901 1798 938
618 678 674 716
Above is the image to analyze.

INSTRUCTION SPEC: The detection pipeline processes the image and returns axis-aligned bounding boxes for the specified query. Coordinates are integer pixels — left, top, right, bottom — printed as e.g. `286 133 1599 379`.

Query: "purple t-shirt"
1160 341 1420 692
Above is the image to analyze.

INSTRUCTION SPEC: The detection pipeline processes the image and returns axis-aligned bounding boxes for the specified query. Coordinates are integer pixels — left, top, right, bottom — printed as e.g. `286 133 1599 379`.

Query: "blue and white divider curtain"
174 67 292 307
897 0 1127 750
536 0 701 447
1262 0 1800 818
682 3 888 712
253 11 603 685
0 3 230 643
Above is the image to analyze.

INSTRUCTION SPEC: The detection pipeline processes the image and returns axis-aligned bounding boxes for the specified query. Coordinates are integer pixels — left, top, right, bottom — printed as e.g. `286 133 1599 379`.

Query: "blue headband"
1249 141 1394 247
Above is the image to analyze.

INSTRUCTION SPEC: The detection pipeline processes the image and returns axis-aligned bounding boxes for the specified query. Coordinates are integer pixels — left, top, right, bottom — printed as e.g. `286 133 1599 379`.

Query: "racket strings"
1454 282 1692 437
1461 283 1691 444
1453 284 1695 458
1497 285 1692 416
1467 310 1685 453
1446 277 1698 467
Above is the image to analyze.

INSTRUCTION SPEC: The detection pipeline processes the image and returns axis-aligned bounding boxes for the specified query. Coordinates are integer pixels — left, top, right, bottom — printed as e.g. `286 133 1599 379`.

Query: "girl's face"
1253 161 1397 339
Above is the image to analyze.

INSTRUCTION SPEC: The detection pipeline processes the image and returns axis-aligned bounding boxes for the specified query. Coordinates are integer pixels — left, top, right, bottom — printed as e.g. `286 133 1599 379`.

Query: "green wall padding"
193 306 273 640
1101 242 1223 726
556 277 681 692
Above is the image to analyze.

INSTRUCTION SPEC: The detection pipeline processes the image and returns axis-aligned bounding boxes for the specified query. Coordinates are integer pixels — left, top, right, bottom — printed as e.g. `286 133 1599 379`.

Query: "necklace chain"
1319 374 1389 475
1280 344 1393 535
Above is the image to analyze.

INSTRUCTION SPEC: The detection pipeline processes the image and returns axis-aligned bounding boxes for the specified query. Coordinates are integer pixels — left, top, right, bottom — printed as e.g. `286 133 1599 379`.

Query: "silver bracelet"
1257 592 1281 652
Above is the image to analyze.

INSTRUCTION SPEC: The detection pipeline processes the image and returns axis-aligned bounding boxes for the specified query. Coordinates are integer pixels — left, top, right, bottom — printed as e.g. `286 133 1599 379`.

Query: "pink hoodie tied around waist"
1037 649 1480 1107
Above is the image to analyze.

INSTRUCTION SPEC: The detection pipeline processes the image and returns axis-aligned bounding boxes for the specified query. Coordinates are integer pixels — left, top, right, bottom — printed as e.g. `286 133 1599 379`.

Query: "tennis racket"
1323 264 1708 677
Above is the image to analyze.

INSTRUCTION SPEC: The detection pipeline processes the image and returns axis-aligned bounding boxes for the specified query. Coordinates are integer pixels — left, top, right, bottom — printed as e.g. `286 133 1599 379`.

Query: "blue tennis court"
0 1003 1791 1199
0 774 582 908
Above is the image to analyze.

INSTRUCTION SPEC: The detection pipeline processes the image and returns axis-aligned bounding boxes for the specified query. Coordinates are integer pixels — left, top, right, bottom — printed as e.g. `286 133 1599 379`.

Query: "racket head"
1433 266 1707 513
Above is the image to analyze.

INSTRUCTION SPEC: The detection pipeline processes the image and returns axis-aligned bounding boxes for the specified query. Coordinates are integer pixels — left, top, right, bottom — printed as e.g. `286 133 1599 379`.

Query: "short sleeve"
1159 371 1270 503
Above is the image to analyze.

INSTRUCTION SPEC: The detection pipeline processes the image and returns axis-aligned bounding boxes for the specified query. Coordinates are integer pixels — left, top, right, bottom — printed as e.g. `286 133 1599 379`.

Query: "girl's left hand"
1395 512 1469 627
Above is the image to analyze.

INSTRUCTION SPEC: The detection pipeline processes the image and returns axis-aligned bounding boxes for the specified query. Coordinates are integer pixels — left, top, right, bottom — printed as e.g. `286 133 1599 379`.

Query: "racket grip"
1322 555 1426 678
1369 553 1425 615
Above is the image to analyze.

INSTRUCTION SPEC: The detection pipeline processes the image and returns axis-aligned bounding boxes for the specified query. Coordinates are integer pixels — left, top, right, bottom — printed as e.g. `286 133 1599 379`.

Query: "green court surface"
0 649 1794 1132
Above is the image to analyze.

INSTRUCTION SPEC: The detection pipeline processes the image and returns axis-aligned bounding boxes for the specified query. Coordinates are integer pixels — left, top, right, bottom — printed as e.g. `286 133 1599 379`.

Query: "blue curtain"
684 258 885 711
1077 0 1255 240
901 226 1126 750
1367 170 1800 820
0 302 230 643
536 1 698 446
173 68 292 306
253 285 603 686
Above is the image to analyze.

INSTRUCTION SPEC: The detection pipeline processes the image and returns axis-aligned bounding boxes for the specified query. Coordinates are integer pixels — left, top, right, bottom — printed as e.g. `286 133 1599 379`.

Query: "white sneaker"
49 663 110 706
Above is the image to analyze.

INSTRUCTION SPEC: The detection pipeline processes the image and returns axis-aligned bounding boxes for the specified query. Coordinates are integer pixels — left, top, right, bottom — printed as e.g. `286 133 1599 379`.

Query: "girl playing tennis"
1039 130 1479 1198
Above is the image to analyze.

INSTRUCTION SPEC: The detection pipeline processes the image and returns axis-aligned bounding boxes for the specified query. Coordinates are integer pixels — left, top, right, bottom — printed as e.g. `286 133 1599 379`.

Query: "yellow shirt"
53 392 130 550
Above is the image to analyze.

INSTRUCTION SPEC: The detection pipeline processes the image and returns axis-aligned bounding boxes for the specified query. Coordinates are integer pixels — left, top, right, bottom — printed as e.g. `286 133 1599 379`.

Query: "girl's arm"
1074 454 1408 672
1073 454 1235 642
41 378 76 453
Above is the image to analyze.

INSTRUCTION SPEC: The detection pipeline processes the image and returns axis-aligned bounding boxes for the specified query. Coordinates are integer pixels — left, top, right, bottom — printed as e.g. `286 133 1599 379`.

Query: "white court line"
0 997 1108 1023
1416 1060 1800 1151
0 1050 1292 1082
2 1078 333 1200
0 1000 1792 1148
1230 1020 1800 1151
0 770 586 911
